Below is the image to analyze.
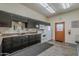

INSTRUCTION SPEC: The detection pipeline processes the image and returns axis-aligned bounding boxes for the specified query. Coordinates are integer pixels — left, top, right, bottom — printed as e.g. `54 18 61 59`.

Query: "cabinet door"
32 22 36 28
12 14 20 21
27 20 36 28
0 11 11 27
28 35 32 46
11 36 23 52
2 37 12 53
12 37 18 48
13 36 22 47
35 34 41 43
27 20 32 28
12 14 27 22
22 36 28 47
28 35 37 46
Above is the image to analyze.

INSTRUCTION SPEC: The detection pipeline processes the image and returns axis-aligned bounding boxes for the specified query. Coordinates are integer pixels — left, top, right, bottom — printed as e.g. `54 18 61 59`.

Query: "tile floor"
8 40 78 56
38 40 78 56
8 42 53 56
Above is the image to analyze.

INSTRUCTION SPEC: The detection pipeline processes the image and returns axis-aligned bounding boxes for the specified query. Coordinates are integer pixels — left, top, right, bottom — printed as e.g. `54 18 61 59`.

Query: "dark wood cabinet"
1 34 41 53
0 10 50 28
2 37 13 53
11 14 27 23
0 11 11 27
12 36 22 48
2 36 25 53
21 36 28 47
28 34 41 46
27 20 34 28
11 14 19 22
25 20 38 28
28 35 36 46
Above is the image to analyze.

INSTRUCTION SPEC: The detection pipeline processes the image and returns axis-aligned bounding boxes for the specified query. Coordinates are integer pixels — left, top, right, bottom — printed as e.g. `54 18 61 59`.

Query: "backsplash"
0 21 37 34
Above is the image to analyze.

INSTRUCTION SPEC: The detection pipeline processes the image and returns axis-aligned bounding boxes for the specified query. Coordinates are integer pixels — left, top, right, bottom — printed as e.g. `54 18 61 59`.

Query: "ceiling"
21 3 79 17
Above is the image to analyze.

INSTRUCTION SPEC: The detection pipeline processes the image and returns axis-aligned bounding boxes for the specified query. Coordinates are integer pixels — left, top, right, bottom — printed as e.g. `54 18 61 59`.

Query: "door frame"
55 22 65 42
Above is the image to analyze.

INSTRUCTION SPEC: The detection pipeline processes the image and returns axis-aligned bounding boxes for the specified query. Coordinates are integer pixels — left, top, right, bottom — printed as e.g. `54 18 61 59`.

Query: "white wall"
0 3 49 23
50 9 79 44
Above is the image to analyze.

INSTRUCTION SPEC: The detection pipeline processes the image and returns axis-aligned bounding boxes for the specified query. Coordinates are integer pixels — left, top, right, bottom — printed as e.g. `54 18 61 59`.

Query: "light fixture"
61 3 72 9
40 3 55 14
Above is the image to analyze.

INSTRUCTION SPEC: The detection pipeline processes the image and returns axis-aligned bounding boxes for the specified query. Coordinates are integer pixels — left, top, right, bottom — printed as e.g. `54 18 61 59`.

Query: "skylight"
40 3 55 14
61 3 72 9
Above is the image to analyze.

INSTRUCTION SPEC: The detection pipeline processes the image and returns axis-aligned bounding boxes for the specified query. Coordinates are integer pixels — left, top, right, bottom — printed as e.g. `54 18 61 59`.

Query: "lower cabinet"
1 34 41 53
2 37 13 53
28 34 41 46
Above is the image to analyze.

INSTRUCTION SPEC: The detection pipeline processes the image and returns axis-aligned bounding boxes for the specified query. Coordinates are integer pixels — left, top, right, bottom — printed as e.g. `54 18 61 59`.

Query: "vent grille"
71 21 79 28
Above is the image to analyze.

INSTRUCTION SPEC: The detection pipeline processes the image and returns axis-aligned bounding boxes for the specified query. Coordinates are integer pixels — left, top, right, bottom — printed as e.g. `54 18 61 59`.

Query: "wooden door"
55 22 65 42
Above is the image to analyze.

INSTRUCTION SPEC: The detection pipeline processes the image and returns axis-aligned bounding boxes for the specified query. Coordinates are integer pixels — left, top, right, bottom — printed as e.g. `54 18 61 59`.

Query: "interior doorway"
55 22 65 42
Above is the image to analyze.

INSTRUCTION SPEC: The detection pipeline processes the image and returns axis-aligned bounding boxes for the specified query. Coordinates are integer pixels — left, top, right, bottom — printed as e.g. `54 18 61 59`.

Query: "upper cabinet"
25 19 50 28
11 14 27 22
0 11 11 27
25 19 38 28
0 10 50 28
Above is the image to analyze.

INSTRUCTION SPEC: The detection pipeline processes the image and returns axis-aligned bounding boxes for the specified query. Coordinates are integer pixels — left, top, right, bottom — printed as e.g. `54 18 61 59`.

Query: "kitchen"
0 10 51 56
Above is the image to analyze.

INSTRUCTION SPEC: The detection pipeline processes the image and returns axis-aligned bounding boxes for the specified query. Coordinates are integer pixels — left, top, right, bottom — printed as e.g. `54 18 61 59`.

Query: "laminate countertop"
0 32 41 45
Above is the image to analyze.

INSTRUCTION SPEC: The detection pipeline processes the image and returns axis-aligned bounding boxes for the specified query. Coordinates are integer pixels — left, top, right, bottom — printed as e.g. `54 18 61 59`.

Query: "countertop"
0 32 41 38
0 32 41 45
